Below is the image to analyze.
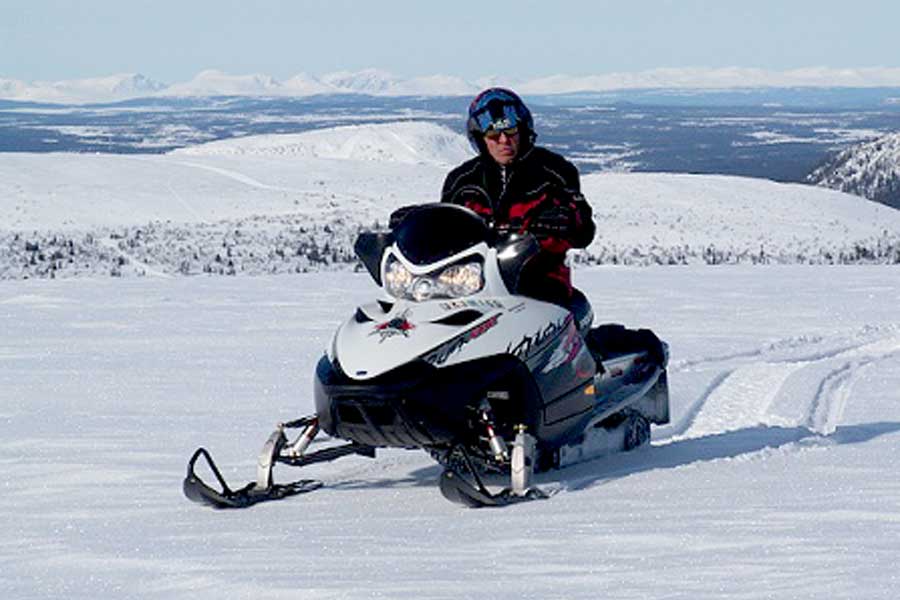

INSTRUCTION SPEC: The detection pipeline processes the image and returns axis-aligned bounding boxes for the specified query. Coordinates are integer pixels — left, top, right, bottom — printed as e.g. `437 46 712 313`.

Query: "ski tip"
183 474 324 510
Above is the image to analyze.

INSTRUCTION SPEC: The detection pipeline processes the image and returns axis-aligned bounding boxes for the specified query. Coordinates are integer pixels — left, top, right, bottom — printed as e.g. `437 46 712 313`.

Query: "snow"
1 73 167 104
808 132 900 202
164 69 285 97
171 121 473 165
517 66 900 95
0 124 462 231
1 122 898 278
583 172 900 253
1 267 899 599
1 118 900 598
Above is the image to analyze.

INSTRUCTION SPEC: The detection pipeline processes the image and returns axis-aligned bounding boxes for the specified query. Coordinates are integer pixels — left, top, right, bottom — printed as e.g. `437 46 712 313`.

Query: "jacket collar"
480 144 535 171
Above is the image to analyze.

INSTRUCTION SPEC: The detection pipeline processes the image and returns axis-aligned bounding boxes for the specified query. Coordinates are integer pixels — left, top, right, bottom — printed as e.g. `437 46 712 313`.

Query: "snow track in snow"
668 326 900 443
807 361 864 436
678 361 802 438
166 159 293 192
166 156 391 210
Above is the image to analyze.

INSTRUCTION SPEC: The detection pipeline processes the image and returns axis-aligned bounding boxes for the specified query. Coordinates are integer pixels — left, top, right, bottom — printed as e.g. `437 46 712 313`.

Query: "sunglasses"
483 126 519 141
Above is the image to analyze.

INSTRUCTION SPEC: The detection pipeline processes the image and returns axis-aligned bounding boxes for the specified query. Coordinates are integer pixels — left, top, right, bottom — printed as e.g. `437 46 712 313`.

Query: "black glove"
529 203 577 238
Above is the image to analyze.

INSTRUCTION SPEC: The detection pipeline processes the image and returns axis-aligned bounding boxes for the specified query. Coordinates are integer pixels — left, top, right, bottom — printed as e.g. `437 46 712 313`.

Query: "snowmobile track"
669 327 900 444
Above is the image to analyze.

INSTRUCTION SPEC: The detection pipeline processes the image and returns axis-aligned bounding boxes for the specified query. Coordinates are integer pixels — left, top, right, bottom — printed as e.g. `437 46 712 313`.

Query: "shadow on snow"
323 421 900 495
557 421 900 493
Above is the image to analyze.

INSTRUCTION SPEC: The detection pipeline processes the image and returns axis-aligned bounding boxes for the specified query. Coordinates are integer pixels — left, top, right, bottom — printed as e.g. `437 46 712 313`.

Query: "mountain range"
6 67 900 104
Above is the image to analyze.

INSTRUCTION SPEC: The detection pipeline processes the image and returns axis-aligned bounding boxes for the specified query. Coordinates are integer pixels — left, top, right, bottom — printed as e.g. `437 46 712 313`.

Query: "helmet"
466 88 535 154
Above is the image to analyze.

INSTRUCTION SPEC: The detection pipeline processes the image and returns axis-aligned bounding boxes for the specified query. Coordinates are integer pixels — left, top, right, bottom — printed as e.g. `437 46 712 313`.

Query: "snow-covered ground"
2 122 899 280
0 122 464 230
2 266 899 599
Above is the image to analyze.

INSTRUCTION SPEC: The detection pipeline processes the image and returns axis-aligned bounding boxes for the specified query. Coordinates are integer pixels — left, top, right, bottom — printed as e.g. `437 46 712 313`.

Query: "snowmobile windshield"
393 204 491 266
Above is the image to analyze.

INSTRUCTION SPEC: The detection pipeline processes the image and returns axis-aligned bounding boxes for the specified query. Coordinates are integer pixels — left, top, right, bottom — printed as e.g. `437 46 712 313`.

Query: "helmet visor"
471 100 522 134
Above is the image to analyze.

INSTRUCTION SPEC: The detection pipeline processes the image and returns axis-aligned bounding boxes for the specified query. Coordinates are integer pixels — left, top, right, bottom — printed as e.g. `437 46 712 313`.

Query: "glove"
529 203 577 238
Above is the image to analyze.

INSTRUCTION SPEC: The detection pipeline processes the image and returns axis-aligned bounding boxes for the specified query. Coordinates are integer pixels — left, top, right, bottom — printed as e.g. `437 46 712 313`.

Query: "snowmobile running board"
183 416 376 509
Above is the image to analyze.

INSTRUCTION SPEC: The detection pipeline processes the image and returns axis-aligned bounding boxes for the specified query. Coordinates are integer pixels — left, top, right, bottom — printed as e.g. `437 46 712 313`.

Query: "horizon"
4 0 900 83
6 66 900 105
8 64 900 87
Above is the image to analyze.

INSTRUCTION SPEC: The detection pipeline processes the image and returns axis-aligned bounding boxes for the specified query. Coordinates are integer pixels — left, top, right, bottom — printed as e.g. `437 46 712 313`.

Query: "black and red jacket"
441 146 595 301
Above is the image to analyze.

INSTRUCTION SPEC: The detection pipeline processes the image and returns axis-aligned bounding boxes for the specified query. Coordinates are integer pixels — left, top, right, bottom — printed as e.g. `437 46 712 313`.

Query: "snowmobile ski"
183 447 323 509
183 416 376 509
437 442 549 508
438 468 549 508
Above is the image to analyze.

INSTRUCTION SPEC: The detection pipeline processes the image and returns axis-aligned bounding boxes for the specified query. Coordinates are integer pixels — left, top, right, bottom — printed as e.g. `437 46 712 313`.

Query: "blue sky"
3 0 899 82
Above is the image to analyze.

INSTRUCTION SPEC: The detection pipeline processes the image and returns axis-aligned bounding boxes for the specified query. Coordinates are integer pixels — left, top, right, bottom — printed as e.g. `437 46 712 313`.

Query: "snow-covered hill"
172 121 473 165
1 122 899 278
808 132 900 210
583 172 900 264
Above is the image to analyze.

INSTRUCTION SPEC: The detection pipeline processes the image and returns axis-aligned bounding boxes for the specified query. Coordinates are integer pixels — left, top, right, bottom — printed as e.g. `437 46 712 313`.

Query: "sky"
3 0 900 83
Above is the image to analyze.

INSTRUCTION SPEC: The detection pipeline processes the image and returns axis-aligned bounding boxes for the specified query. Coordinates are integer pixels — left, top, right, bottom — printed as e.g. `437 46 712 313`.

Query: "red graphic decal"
370 310 416 343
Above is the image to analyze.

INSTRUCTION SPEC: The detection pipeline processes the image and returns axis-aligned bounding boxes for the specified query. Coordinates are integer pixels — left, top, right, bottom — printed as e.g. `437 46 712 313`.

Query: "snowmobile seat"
585 324 666 367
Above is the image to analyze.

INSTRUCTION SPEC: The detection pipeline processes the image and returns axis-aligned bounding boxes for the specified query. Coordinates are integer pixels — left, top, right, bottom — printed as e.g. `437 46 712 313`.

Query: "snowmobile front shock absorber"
282 416 320 458
510 424 536 496
255 416 321 488
478 397 509 462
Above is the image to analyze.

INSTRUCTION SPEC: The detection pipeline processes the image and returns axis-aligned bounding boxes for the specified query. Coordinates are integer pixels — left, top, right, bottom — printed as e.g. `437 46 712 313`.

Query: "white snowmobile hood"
333 294 571 380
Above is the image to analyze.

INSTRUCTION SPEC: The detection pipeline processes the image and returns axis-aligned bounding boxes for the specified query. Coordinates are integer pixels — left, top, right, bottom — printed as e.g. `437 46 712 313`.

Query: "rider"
441 88 595 310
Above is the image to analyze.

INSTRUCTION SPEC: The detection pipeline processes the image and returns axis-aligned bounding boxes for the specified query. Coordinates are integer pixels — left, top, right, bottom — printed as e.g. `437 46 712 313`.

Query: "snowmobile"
184 203 669 508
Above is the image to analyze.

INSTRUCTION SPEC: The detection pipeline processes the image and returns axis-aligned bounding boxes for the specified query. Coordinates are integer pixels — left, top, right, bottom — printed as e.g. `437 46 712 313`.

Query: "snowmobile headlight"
384 257 413 298
411 278 435 302
437 261 483 297
384 256 484 301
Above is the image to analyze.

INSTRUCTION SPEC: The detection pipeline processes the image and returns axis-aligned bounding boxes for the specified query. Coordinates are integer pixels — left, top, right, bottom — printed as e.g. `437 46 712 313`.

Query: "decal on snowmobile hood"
422 313 501 366
438 299 505 311
508 314 572 360
370 309 416 342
